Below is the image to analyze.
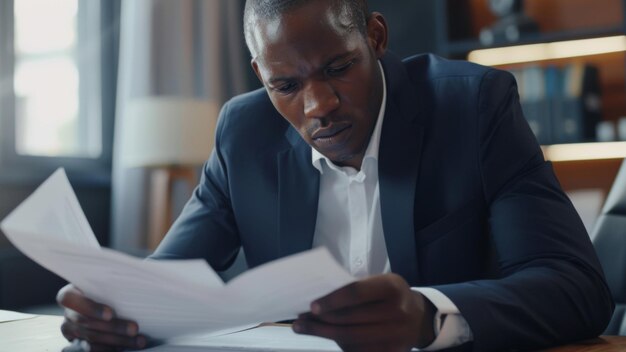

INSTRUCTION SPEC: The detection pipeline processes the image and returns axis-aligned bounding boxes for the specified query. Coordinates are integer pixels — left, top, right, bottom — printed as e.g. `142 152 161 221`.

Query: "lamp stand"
147 166 197 250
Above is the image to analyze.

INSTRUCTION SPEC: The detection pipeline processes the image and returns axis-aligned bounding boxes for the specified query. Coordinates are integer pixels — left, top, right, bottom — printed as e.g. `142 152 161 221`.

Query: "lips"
311 123 351 140
310 122 353 150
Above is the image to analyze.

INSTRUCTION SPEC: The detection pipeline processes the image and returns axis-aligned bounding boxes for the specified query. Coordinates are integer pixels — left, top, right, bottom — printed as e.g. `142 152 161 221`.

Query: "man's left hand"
293 273 436 352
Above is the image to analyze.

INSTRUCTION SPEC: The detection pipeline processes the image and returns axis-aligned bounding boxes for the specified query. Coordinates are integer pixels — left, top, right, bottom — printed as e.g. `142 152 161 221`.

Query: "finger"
57 285 114 321
63 320 147 350
65 310 139 337
61 322 135 351
293 318 406 345
60 320 78 342
312 274 407 315
300 300 401 325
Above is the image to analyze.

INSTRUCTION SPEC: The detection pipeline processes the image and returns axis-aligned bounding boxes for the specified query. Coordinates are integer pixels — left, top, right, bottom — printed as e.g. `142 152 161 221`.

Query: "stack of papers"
0 169 354 345
152 325 341 351
0 310 36 323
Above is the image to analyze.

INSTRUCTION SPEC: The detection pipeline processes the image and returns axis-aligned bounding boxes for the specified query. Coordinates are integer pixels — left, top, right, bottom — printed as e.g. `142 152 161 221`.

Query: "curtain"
111 0 248 253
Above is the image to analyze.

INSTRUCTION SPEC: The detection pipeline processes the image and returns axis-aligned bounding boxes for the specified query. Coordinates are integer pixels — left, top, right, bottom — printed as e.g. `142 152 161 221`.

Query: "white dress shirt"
311 62 473 350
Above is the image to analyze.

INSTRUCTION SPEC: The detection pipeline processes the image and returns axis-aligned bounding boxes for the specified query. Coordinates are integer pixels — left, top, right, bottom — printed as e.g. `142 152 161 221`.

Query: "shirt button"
354 258 363 267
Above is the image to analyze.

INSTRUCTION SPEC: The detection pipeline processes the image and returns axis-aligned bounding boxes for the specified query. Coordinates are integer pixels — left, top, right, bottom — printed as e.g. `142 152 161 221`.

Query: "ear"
251 59 265 85
366 12 388 59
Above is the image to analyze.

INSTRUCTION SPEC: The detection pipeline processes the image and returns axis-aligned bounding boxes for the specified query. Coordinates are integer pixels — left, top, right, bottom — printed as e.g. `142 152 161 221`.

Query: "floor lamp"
120 97 218 250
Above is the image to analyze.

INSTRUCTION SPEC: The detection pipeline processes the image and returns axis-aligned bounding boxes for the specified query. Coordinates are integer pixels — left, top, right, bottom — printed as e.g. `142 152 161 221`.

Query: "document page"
2 169 99 249
0 310 36 323
0 169 355 341
150 325 342 351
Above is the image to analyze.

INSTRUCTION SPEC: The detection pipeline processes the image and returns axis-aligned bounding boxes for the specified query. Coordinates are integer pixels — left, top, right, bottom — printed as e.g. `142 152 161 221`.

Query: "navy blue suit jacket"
153 53 613 351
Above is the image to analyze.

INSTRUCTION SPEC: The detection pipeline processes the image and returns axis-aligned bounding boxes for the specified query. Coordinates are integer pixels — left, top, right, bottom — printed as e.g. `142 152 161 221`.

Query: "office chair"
591 158 626 335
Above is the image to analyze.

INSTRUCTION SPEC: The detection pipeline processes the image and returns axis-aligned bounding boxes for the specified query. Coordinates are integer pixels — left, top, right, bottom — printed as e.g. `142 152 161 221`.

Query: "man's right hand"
56 284 148 351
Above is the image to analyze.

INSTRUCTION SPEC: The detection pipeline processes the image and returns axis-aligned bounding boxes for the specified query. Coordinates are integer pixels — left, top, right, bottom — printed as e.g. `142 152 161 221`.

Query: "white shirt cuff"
411 287 473 351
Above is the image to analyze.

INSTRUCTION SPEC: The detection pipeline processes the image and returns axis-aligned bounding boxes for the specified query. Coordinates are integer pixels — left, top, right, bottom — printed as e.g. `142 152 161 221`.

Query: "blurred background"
0 0 625 313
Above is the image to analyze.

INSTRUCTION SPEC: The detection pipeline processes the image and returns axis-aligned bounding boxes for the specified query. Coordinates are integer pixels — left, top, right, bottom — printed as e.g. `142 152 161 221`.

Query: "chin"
329 151 359 166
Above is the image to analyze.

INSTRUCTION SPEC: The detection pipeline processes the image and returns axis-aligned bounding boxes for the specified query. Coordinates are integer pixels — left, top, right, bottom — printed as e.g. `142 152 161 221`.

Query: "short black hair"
244 0 370 56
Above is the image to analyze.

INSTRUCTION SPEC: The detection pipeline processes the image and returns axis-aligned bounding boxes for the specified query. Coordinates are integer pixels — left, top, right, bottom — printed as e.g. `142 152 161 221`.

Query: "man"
57 0 614 351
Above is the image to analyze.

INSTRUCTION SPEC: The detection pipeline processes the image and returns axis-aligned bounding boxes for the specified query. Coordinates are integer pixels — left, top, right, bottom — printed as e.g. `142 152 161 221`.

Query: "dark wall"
0 181 111 309
369 0 437 58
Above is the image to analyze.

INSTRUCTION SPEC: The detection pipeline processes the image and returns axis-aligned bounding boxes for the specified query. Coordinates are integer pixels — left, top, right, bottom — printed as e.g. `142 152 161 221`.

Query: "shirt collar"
312 61 387 173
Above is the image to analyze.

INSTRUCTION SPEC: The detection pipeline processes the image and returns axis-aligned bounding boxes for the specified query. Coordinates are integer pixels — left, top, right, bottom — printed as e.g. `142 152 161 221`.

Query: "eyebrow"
267 51 355 85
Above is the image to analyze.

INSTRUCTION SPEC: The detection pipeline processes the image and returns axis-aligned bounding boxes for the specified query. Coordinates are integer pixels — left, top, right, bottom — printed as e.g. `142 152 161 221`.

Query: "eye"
326 61 354 76
272 82 298 95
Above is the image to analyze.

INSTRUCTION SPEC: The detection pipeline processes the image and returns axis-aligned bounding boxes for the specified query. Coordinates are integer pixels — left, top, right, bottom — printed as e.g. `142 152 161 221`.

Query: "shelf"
543 142 625 195
434 0 626 196
442 26 624 57
542 141 626 162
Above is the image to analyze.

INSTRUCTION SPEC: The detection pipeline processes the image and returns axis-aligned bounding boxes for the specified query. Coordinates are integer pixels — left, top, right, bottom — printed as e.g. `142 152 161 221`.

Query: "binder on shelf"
510 68 524 98
560 63 602 143
520 66 551 144
546 65 570 144
510 63 603 145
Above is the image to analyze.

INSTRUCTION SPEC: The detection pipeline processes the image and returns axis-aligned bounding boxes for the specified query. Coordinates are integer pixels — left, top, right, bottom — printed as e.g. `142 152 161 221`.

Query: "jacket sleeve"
150 101 242 271
434 69 614 351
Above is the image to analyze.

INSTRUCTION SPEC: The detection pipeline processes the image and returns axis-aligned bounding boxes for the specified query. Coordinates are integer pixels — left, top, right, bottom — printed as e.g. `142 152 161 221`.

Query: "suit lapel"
277 127 320 258
379 54 425 286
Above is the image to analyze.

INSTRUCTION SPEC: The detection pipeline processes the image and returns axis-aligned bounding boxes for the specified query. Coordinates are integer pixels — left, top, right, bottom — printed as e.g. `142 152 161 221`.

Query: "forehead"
252 2 362 72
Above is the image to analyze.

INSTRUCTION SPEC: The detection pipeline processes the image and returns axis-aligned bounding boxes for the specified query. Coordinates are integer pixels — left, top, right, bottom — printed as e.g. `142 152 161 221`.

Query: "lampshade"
119 97 219 167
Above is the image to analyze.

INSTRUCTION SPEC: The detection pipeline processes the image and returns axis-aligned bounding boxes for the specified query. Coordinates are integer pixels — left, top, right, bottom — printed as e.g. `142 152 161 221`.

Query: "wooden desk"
542 336 626 351
2 315 626 351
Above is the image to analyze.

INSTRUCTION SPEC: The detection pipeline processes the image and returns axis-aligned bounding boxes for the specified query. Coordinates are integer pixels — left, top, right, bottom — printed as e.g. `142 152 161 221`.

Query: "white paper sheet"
0 168 355 342
2 169 100 249
148 325 342 351
0 310 36 323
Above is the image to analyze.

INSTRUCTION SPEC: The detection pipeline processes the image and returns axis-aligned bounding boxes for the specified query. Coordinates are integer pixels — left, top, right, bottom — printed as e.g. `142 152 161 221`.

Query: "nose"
303 80 340 120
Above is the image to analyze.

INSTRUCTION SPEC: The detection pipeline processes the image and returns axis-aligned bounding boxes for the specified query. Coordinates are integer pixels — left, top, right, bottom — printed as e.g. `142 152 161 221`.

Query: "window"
0 0 117 182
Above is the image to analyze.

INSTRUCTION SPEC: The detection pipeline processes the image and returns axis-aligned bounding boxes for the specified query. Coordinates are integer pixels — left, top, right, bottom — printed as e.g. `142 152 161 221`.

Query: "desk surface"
542 336 626 352
1 315 625 351
1 315 68 351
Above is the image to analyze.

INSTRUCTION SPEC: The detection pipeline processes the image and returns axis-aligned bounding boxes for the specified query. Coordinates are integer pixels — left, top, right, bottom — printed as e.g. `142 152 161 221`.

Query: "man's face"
251 1 387 169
